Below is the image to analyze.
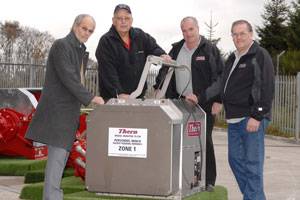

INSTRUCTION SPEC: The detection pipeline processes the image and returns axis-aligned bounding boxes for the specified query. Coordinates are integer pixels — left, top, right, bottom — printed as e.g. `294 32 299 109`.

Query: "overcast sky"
0 0 293 60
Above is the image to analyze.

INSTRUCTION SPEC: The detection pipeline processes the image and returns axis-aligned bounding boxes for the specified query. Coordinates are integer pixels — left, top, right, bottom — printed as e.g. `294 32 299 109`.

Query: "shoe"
206 184 214 192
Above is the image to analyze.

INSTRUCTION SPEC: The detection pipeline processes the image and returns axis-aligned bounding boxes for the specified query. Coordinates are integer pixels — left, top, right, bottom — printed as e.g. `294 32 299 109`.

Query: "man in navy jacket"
96 4 170 101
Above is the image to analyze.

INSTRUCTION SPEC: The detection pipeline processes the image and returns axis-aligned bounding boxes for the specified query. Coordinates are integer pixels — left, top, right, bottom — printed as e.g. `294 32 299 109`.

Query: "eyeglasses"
80 26 94 34
115 17 132 22
231 31 249 38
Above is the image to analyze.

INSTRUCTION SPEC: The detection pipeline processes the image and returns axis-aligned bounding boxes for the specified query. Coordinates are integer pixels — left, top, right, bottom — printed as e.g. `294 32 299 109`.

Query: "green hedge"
0 157 46 176
24 168 74 183
20 176 85 200
0 157 73 183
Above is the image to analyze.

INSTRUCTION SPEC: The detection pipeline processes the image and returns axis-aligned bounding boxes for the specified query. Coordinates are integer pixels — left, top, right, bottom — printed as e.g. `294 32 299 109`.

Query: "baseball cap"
113 4 131 14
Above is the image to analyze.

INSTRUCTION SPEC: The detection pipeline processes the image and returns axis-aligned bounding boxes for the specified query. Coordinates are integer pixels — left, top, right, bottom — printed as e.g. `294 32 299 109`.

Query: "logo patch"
196 56 205 61
238 63 246 68
187 121 201 136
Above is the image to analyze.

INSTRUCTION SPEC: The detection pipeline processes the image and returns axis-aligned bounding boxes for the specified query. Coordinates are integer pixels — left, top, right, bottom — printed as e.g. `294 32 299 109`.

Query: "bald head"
180 16 199 29
72 14 96 32
180 16 200 49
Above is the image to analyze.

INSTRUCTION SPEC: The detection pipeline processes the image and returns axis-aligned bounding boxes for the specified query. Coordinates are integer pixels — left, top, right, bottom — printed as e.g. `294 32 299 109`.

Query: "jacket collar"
246 41 259 55
229 41 259 61
66 31 86 51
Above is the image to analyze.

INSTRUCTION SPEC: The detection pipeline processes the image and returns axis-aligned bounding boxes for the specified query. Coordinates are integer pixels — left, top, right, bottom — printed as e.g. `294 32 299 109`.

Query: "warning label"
108 127 148 158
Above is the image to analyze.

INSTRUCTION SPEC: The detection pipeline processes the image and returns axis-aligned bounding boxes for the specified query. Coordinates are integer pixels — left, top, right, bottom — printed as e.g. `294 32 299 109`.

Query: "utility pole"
276 50 285 75
296 72 300 141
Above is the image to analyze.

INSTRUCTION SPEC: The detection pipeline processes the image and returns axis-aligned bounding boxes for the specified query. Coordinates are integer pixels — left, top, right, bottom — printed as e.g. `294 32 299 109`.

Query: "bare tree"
0 21 22 62
0 21 55 87
15 27 55 86
16 27 54 64
204 11 221 45
0 21 55 64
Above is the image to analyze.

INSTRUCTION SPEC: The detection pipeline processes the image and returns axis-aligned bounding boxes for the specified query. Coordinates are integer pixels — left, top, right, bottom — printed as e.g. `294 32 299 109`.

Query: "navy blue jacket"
155 37 224 113
96 26 166 100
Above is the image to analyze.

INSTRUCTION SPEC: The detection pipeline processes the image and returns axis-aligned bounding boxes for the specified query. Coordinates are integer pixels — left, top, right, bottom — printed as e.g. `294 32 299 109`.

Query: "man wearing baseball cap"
96 4 171 101
113 3 132 14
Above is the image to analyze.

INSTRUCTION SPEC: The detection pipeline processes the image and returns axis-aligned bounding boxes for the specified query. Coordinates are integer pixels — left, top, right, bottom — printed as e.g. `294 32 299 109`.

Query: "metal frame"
129 55 179 99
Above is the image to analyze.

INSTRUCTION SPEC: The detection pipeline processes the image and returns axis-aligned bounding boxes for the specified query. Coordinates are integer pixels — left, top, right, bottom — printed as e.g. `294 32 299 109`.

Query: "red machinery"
0 88 47 159
67 114 87 180
0 88 88 180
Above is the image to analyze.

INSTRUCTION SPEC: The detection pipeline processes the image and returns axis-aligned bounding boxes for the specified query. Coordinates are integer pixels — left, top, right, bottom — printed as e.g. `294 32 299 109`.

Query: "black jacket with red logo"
155 36 224 112
96 25 166 100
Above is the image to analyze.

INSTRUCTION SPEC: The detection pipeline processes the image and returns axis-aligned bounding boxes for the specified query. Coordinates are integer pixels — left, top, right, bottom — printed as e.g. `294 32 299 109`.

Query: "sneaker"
206 184 214 192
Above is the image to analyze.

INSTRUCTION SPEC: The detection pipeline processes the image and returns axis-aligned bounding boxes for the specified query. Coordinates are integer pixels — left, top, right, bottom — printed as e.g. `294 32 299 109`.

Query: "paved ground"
214 128 300 200
0 176 23 200
1 128 300 200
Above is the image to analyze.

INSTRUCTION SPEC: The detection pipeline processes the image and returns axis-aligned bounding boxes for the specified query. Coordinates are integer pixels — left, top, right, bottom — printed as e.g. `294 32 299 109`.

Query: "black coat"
221 41 275 121
95 26 166 100
25 32 94 151
155 37 224 112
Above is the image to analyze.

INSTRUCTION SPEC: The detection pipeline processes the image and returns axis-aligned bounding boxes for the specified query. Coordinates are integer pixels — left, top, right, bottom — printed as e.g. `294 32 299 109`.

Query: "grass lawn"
0 157 228 200
0 157 46 176
20 176 228 200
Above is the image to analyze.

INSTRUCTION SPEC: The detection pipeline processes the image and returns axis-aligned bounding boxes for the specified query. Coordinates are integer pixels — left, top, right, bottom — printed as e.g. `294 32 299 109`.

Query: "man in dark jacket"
95 4 171 101
155 16 224 191
221 20 274 200
25 14 104 200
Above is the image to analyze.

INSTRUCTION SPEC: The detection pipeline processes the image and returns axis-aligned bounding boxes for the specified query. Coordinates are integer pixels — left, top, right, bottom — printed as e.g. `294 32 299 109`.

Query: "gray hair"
71 14 95 30
180 16 199 28
231 19 253 33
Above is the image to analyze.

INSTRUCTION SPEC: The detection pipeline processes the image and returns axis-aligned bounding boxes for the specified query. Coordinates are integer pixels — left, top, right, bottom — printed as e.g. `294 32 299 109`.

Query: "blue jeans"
228 118 269 200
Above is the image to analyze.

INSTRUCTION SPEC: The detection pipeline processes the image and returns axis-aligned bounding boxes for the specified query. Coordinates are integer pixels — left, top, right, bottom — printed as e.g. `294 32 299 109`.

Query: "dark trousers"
206 114 216 186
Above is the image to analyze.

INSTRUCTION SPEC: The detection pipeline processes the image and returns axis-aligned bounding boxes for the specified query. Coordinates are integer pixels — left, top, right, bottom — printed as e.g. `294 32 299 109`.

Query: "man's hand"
185 93 198 105
246 117 261 132
160 54 173 62
154 89 162 98
118 93 130 99
211 102 223 115
91 96 105 105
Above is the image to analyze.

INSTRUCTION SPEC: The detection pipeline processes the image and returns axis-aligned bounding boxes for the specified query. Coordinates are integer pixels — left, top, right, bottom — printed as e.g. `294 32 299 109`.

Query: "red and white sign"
187 121 201 136
108 127 148 158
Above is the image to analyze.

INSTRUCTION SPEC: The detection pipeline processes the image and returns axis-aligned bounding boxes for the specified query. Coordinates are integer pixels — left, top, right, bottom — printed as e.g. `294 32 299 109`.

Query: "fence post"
29 64 34 87
296 72 300 141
